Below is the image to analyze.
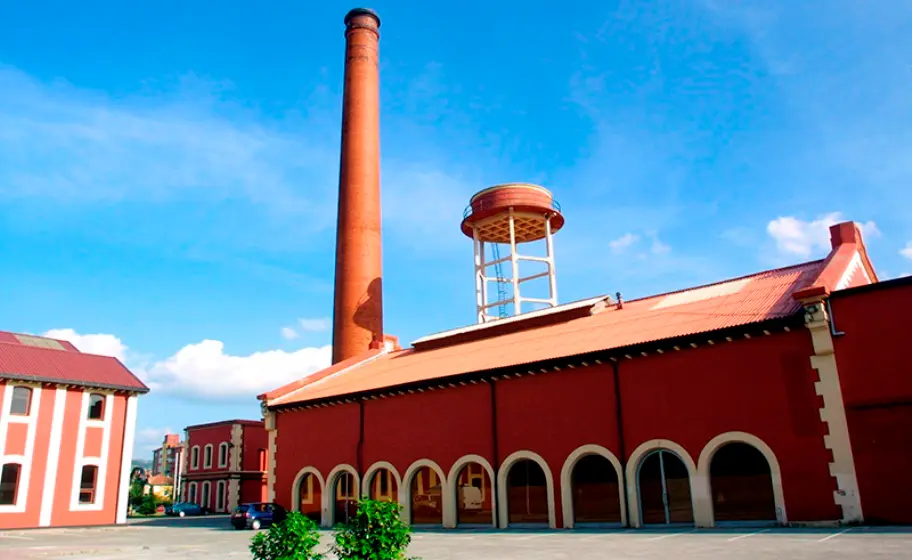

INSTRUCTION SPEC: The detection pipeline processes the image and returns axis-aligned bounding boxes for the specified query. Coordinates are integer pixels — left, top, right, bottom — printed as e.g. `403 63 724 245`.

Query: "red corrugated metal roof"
267 260 825 407
0 340 148 393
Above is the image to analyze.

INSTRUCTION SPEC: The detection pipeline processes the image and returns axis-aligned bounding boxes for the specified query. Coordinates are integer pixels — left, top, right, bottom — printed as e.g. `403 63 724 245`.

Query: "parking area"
1 517 912 559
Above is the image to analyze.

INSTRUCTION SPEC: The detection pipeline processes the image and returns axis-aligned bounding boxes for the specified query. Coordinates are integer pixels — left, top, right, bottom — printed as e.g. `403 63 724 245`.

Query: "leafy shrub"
136 494 159 515
332 499 417 560
250 512 324 560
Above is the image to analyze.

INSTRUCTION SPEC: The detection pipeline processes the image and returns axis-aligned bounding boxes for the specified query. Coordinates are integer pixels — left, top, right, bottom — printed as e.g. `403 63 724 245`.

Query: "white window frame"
216 480 226 511
218 443 229 468
188 481 198 504
191 446 200 470
201 481 211 510
0 462 24 507
203 444 213 469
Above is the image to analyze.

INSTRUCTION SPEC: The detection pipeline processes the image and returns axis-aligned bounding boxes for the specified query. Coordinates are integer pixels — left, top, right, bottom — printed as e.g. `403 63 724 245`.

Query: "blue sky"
1 0 910 459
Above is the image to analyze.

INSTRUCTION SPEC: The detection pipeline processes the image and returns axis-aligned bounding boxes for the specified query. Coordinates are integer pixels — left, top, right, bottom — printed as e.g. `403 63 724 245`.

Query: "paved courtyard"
2 517 911 559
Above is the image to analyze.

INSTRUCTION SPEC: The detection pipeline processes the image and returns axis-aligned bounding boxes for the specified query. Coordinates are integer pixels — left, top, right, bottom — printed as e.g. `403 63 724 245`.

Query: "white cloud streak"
766 212 879 259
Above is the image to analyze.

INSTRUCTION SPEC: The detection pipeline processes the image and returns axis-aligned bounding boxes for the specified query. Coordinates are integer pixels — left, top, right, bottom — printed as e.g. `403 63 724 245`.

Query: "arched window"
0 463 22 505
204 445 214 469
188 482 198 504
638 449 693 525
506 459 549 526
191 446 200 469
454 462 493 526
298 472 322 522
409 466 443 525
79 465 99 504
201 481 211 510
87 393 105 420
216 480 226 511
710 442 776 523
218 443 229 468
9 387 32 416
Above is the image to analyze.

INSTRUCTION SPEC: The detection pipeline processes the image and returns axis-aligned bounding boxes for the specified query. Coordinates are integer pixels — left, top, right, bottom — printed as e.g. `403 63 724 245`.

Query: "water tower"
460 183 565 324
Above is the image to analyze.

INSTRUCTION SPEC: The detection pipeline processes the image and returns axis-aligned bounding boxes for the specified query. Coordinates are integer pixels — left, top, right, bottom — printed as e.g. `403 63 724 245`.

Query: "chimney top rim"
345 8 381 28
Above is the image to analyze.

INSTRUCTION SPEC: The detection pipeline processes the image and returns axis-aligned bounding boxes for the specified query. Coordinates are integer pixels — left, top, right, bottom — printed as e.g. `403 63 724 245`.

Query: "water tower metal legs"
472 210 559 324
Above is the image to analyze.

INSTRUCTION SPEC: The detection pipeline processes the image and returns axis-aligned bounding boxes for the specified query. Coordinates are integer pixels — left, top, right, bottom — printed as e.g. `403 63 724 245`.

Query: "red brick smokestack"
332 8 384 364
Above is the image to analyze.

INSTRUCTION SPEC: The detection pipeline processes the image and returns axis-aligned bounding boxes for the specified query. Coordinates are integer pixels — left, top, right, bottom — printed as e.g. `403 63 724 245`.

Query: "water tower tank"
460 183 564 323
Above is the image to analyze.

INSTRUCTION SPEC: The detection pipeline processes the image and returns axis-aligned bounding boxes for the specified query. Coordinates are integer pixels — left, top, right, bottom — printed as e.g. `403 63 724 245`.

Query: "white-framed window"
218 443 229 468
188 482 198 504
201 481 211 510
87 393 105 420
78 465 99 504
216 480 226 511
9 387 32 416
203 444 213 469
0 463 22 506
191 446 200 470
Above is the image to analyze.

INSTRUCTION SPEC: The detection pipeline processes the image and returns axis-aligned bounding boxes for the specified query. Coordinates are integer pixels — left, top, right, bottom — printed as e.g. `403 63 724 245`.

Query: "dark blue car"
231 502 287 530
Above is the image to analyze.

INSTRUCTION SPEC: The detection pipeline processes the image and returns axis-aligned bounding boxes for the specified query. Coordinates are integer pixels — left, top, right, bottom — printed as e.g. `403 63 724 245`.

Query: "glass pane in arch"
455 462 492 525
298 472 322 523
710 442 776 522
334 472 357 525
637 449 693 525
410 466 443 525
571 454 621 524
507 459 549 525
369 468 398 503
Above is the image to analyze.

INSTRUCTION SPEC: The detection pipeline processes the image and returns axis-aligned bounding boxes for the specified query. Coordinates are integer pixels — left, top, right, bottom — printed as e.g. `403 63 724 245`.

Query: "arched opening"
710 442 777 523
368 468 398 503
638 450 693 525
409 466 443 525
507 459 549 526
333 472 357 525
298 472 322 523
571 454 622 525
454 461 493 526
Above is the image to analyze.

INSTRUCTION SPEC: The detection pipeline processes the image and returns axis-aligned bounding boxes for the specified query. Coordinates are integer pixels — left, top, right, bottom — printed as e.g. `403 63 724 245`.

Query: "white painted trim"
201 480 211 510
114 396 138 524
190 445 200 470
0 382 42 514
203 444 214 469
39 387 68 525
496 450 557 529
216 480 227 512
291 466 325 513
835 251 866 291
218 442 229 468
625 439 700 528
560 444 626 528
324 464 360 528
695 432 787 526
70 392 114 512
361 461 402 499
401 458 449 527
445 454 497 528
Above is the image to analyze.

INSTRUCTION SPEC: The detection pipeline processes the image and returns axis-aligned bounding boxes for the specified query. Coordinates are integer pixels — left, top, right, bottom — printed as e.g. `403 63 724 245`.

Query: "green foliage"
137 493 159 515
331 499 417 560
128 479 145 508
250 512 324 560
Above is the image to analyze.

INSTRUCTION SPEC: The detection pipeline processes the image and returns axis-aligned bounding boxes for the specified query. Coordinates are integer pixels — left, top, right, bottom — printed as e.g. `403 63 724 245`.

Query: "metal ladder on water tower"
491 243 509 318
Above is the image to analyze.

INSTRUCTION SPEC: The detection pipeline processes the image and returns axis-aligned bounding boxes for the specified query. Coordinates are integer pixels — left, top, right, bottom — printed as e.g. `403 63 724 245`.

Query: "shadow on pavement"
128 515 241 532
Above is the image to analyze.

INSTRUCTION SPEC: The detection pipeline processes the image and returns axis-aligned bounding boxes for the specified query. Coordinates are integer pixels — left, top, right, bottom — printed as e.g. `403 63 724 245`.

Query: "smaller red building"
180 419 268 513
0 331 148 529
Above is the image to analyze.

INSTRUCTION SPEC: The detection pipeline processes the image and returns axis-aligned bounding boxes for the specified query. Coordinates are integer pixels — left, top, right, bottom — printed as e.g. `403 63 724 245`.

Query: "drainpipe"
612 360 630 527
487 378 500 528
826 298 846 337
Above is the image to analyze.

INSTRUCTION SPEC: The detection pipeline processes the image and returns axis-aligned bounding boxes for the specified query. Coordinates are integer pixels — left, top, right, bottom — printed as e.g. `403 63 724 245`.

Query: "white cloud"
43 328 128 361
609 233 639 253
650 236 671 255
133 426 174 458
901 242 912 260
766 212 879 258
298 317 331 332
45 328 331 400
280 326 299 340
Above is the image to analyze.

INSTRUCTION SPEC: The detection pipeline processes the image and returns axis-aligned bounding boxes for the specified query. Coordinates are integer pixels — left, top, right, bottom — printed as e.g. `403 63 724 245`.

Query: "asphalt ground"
1 516 911 559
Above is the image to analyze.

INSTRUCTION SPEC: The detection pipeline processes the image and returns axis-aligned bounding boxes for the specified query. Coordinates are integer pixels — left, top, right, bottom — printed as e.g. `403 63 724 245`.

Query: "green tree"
128 479 145 511
332 499 417 560
250 512 324 560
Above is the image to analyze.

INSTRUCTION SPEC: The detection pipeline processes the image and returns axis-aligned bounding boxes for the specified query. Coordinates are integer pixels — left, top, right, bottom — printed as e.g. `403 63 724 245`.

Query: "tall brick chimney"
332 8 384 364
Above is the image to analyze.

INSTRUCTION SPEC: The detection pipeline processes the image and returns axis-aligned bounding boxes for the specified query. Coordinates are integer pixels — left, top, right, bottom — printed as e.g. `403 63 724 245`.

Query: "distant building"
146 474 174 500
152 433 181 477
0 331 148 529
180 420 268 513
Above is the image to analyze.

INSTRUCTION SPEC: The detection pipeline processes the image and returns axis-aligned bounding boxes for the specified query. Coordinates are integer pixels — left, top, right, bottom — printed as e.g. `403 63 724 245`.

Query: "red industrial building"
260 8 910 530
180 420 269 513
0 331 147 529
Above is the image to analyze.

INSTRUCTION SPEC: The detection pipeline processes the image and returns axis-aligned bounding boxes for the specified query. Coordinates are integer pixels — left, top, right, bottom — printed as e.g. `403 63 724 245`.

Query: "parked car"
231 502 287 530
165 502 206 517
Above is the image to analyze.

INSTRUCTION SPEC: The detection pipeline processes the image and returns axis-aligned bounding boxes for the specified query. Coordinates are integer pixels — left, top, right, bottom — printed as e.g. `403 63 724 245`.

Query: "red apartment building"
0 332 148 529
180 420 268 513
